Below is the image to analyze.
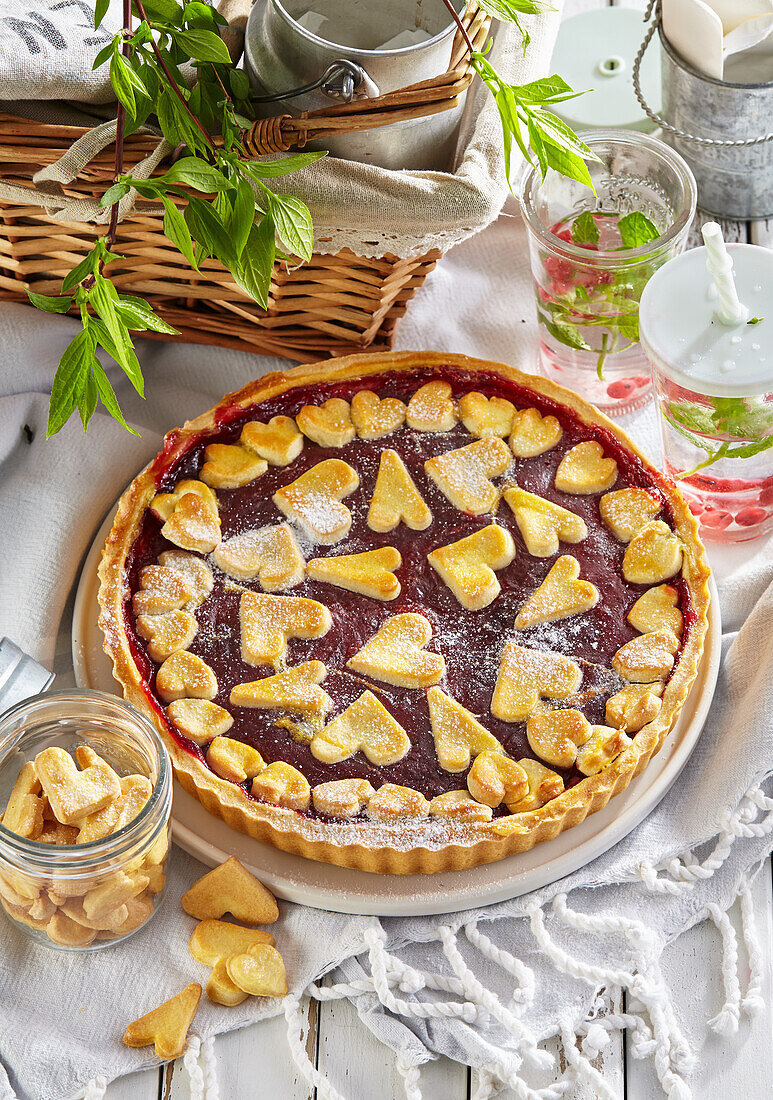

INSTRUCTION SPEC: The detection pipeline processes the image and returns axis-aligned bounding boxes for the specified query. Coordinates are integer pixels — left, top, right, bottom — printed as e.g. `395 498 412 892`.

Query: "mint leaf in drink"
571 212 599 245
618 211 660 250
540 314 591 351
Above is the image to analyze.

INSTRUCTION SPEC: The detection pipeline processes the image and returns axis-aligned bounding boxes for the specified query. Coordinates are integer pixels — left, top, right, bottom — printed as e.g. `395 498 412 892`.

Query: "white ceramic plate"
73 505 721 916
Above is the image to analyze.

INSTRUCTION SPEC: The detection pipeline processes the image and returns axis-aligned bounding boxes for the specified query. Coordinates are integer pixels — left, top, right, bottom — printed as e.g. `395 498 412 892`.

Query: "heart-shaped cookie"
503 486 587 558
515 555 599 630
132 564 196 617
426 686 502 772
227 944 288 997
76 773 152 843
347 613 445 688
428 523 515 611
458 392 516 438
351 390 406 439
156 650 217 703
555 441 618 495
230 661 332 716
207 958 249 1006
189 919 275 966
136 609 198 663
526 708 592 768
240 415 304 466
612 630 680 682
311 690 410 765
428 790 493 821
2 762 44 839
158 550 213 605
406 381 457 432
506 758 565 813
576 725 632 776
240 591 332 667
466 750 529 811
600 487 661 543
153 480 221 553
605 682 663 732
35 746 121 827
206 736 266 783
312 778 375 817
201 443 267 489
273 458 359 544
368 448 432 533
252 760 311 810
297 398 355 448
425 437 512 515
307 546 401 601
213 523 305 590
491 642 582 722
123 983 202 1060
366 783 429 820
166 698 234 743
182 856 279 923
627 584 683 637
509 407 562 458
623 521 683 585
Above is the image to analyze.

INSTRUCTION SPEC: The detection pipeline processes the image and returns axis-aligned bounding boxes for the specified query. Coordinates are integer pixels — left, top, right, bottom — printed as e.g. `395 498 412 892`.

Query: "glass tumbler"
0 691 172 950
519 129 697 415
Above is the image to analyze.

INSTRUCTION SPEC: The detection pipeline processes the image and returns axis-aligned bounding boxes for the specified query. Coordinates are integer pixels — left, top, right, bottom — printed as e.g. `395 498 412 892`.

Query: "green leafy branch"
664 396 773 477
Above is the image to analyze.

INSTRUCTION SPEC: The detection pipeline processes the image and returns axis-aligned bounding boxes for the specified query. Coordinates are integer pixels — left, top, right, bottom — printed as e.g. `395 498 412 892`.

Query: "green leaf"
91 359 139 435
27 290 73 314
90 277 130 366
234 215 275 308
230 178 255 259
88 316 144 397
173 29 231 64
243 152 328 179
269 194 313 262
160 157 230 192
535 111 597 162
748 316 764 326
78 371 98 432
542 136 593 189
611 311 640 342
47 328 94 437
513 75 578 104
161 194 199 272
94 0 110 29
92 41 114 70
134 0 182 20
617 211 660 250
116 294 180 335
100 181 130 208
477 0 544 17
62 251 98 292
571 211 599 245
539 313 591 351
229 68 251 100
184 194 237 268
110 51 136 116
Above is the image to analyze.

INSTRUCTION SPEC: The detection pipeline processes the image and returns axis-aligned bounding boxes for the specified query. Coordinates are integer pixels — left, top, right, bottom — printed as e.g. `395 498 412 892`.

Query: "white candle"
701 221 749 327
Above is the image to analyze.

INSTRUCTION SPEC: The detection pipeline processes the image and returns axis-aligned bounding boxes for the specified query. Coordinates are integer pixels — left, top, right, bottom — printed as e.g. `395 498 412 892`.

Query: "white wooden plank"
750 220 773 248
626 858 773 1099
104 1067 160 1100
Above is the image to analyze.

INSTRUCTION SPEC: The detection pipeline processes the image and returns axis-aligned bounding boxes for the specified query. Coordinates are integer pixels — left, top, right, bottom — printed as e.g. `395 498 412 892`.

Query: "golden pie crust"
98 352 711 874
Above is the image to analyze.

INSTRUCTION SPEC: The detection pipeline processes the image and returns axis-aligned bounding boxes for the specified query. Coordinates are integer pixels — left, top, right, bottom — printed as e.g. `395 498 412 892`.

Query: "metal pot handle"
632 0 773 147
250 59 380 104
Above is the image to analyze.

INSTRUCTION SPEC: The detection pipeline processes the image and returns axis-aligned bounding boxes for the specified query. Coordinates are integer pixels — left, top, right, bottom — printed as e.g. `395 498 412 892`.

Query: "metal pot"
244 0 468 171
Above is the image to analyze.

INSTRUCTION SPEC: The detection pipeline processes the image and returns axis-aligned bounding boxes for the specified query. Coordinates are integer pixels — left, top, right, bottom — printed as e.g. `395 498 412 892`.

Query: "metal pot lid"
550 8 661 133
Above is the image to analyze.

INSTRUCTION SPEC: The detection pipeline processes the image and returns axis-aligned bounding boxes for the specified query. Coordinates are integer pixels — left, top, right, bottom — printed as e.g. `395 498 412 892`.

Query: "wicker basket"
0 4 489 362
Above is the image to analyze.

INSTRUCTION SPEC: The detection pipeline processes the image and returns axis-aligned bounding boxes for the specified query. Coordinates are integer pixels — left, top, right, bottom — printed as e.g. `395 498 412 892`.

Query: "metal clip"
0 638 55 715
250 59 380 104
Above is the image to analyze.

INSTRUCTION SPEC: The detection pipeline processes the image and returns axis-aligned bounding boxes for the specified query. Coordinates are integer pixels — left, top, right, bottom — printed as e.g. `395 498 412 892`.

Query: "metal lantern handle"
250 59 380 105
632 0 773 148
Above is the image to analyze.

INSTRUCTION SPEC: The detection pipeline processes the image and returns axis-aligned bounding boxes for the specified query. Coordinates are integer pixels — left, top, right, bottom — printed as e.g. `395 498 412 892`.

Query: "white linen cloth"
0 209 772 1100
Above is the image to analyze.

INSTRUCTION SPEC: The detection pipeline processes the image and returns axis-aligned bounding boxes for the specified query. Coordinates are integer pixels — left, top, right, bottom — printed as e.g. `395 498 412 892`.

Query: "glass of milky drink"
640 223 773 542
0 691 172 949
519 129 697 415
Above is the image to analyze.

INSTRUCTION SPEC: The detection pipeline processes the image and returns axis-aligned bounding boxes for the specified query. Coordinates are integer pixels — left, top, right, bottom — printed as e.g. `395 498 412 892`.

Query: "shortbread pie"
99 352 710 874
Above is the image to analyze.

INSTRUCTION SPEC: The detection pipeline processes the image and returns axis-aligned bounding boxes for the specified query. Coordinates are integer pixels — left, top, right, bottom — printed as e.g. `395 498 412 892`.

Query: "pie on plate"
98 352 710 874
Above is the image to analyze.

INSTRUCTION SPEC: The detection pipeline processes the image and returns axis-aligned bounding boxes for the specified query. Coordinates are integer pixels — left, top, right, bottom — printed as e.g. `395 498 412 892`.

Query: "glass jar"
519 129 697 415
0 691 172 950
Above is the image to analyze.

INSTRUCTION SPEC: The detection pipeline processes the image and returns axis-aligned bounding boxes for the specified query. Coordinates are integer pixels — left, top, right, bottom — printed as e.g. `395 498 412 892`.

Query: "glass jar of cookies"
0 690 172 950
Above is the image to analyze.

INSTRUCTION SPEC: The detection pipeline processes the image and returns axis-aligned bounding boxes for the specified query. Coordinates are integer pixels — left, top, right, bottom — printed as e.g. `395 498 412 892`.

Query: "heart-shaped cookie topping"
503 486 587 558
612 630 679 682
466 750 529 810
123 983 202 1060
509 407 562 458
366 783 429 820
605 682 664 732
230 661 332 716
133 564 196 617
158 550 213 605
252 760 311 810
428 523 515 611
181 856 279 923
458 392 515 438
156 651 217 703
201 443 267 489
312 778 375 817
152 480 221 553
227 944 288 997
2 761 44 839
555 441 618 495
307 546 401 601
515 555 599 630
351 390 406 439
273 458 359 544
491 642 582 722
406 381 457 433
166 698 234 743
213 523 305 590
425 437 512 515
297 398 355 448
526 708 592 768
347 613 445 688
240 415 304 466
368 448 432 533
623 521 683 585
627 584 683 637
35 746 121 827
206 736 265 783
600 487 661 542
427 686 502 772
311 690 411 765
240 591 332 667
506 758 565 813
428 790 493 821
136 609 198 662
575 725 632 776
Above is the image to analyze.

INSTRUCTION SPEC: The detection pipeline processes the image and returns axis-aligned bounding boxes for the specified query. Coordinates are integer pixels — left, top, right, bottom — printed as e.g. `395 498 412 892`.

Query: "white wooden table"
103 2 773 1097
